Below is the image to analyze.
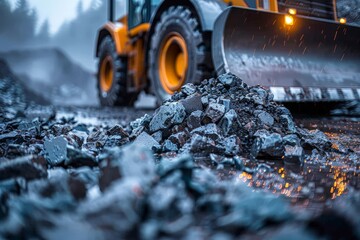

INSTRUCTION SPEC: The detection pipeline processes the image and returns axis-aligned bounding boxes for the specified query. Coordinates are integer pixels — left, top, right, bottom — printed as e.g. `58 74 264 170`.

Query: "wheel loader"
95 0 360 106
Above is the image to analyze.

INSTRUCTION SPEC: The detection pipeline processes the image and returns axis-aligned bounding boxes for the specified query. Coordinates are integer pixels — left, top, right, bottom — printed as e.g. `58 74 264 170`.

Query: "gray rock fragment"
44 136 68 166
224 135 241 156
189 134 225 154
65 147 98 168
299 129 332 150
107 125 129 138
181 83 196 96
204 103 226 123
280 114 296 133
151 131 163 143
201 96 209 107
256 110 274 126
149 102 186 132
219 109 239 136
187 110 202 130
191 124 221 141
218 73 237 87
252 130 284 158
284 145 304 164
119 143 156 184
130 114 152 130
169 132 188 147
162 140 179 152
180 94 203 114
283 134 300 146
0 155 47 181
133 132 159 151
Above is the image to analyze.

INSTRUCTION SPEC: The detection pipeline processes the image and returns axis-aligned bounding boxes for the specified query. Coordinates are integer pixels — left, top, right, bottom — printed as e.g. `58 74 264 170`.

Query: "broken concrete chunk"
133 132 159 151
218 73 238 87
224 135 241 156
180 94 203 114
107 125 129 138
256 110 274 126
252 130 284 158
0 155 47 181
151 131 163 143
284 145 304 164
219 109 239 136
280 114 296 133
204 103 226 123
191 124 221 141
283 134 300 146
187 110 203 130
130 114 152 130
162 140 179 152
44 136 68 166
189 134 225 155
181 83 196 96
149 102 186 132
169 132 189 147
65 147 98 168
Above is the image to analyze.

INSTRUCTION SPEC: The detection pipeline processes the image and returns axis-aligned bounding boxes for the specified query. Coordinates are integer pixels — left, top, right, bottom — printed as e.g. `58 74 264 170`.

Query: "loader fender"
95 22 127 57
149 0 227 32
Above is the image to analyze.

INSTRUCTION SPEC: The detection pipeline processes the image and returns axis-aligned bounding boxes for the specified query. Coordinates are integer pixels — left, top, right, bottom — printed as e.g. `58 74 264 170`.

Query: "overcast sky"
9 0 93 34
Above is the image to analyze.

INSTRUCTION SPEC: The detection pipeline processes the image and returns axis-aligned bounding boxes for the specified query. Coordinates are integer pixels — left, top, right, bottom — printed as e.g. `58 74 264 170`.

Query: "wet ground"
2 71 360 239
24 105 360 216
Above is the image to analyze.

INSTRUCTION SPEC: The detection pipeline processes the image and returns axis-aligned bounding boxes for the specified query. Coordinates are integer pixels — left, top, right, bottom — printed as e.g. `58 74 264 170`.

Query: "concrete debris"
0 73 358 239
149 102 186 132
132 73 329 161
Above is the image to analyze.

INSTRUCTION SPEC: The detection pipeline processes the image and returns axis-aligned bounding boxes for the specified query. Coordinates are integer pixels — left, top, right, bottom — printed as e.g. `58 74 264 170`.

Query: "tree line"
0 0 106 70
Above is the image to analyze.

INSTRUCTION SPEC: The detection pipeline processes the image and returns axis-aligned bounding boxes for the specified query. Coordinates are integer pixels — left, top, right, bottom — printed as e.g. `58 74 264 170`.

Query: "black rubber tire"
148 6 213 104
97 36 137 106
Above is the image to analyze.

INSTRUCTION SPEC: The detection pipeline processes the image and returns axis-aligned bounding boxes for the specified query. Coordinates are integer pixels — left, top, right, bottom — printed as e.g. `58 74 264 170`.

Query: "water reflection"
238 157 359 211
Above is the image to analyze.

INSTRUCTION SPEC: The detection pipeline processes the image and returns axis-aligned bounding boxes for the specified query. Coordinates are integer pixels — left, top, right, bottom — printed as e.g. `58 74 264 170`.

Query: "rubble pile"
0 73 359 239
0 60 26 121
1 142 358 239
131 73 338 165
0 58 48 122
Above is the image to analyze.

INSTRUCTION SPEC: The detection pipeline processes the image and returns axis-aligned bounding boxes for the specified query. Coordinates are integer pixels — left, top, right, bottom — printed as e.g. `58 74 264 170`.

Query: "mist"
1 0 359 71
0 0 107 72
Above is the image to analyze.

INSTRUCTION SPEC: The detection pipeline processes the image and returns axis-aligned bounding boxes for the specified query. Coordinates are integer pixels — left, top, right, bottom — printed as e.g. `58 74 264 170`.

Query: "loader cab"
128 0 163 29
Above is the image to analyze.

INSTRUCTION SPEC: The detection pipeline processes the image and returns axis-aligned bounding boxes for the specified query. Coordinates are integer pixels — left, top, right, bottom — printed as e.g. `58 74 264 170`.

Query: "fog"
0 0 107 72
0 0 358 106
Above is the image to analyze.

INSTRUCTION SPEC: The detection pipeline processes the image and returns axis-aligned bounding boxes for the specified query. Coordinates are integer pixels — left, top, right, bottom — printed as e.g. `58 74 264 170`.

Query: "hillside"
0 48 98 106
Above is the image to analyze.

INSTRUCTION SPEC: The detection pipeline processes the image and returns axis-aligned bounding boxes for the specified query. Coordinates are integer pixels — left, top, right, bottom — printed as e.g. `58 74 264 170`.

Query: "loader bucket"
212 7 360 101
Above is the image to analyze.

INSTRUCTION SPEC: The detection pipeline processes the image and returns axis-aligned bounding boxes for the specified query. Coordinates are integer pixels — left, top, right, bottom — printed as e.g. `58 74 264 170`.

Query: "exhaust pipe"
109 0 114 22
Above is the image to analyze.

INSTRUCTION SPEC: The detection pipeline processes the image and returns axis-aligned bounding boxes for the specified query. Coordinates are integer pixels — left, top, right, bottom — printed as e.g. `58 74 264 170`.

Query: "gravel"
0 73 359 239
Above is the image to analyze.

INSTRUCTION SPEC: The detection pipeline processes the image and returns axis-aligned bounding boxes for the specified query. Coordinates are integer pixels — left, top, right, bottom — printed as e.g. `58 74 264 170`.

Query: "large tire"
148 6 213 103
97 36 137 106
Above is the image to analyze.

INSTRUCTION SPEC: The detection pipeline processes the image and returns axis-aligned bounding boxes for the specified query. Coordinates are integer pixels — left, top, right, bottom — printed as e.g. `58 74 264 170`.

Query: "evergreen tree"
0 1 12 34
38 19 50 43
12 0 37 42
77 0 84 16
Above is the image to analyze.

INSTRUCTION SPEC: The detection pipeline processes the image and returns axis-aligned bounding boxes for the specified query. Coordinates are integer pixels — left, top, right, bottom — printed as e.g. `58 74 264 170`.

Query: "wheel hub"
159 33 188 94
100 55 113 93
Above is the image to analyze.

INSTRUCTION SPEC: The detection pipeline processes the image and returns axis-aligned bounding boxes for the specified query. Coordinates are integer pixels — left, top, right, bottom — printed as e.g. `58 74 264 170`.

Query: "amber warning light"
284 15 294 26
288 8 297 15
